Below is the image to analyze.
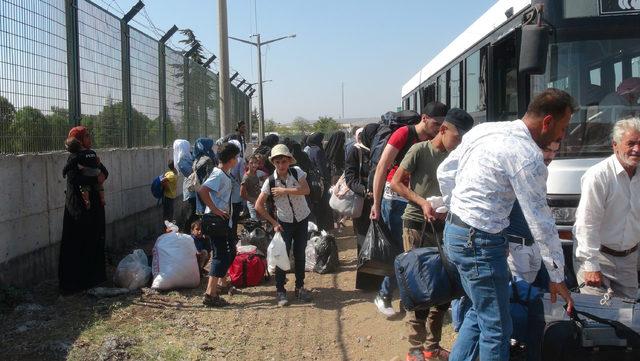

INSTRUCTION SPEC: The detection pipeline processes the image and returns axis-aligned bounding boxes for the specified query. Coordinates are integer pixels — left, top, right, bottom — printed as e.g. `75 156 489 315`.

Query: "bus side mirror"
519 24 549 74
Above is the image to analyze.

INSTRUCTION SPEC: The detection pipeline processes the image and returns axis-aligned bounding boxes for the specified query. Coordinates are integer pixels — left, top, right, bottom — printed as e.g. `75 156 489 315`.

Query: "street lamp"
229 33 296 142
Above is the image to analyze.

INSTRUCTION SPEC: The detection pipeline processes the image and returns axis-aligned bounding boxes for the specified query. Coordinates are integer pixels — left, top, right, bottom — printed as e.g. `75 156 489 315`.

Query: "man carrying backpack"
390 108 474 361
370 101 449 317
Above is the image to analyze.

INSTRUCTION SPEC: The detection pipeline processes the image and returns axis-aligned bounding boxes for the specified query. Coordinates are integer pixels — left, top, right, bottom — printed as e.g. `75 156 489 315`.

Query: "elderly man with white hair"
574 117 640 299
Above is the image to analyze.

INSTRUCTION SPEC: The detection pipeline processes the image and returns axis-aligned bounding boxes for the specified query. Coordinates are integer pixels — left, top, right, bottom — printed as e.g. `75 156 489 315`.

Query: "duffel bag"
394 222 464 311
228 249 267 288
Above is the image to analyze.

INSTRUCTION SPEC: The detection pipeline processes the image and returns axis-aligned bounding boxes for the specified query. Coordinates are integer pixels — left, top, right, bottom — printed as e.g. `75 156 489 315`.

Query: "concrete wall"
0 147 182 287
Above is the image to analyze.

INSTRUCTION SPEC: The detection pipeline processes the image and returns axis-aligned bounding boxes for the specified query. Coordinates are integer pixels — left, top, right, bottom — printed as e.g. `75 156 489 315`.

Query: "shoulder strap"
289 167 299 182
394 125 418 165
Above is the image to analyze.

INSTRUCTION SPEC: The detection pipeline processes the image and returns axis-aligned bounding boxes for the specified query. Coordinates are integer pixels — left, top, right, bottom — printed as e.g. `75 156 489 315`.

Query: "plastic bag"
267 232 290 273
114 249 151 290
358 220 401 276
305 235 321 271
314 231 339 274
151 232 200 290
248 227 269 256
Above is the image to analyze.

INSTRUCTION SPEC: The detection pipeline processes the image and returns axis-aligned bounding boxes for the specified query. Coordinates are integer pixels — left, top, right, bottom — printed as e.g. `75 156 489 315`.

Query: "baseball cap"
422 101 449 119
444 108 474 135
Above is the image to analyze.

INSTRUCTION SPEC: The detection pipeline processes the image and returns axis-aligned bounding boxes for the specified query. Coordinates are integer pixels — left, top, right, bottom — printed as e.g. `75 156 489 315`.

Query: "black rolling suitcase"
541 307 640 361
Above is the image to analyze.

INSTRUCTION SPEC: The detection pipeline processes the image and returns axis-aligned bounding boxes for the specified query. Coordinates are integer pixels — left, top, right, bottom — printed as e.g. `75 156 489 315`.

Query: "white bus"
401 0 640 285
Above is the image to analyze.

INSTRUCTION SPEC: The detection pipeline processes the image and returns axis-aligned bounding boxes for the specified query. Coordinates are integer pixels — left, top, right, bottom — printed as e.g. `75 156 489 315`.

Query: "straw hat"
269 144 297 165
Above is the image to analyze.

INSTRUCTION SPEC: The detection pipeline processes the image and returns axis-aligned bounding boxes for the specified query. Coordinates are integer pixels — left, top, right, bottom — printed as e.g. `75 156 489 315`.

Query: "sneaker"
202 294 230 308
295 288 312 302
374 294 395 318
276 291 289 307
406 349 426 361
424 347 450 361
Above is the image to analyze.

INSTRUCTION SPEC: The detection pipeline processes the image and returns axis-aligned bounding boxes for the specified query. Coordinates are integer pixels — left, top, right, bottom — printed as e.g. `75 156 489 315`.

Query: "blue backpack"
151 175 164 200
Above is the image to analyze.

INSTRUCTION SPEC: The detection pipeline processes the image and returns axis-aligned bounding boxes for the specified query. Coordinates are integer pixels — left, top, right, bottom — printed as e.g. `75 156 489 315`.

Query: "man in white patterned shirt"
574 117 640 299
437 89 575 361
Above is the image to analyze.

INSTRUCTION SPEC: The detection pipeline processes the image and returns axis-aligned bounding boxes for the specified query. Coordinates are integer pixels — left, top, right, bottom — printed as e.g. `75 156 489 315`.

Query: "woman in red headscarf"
58 126 109 293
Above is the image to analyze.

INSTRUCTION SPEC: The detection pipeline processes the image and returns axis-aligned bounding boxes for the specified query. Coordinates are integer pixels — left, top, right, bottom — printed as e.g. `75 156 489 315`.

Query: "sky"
108 0 496 123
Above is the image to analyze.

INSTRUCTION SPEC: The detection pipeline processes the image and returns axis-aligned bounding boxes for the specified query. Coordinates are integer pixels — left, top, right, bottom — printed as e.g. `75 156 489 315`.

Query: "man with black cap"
224 121 247 158
370 101 449 318
390 108 474 361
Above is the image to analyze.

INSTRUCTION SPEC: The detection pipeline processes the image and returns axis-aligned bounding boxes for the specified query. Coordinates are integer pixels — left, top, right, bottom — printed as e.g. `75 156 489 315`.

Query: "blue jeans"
444 221 512 361
209 230 233 278
379 198 407 298
276 217 309 292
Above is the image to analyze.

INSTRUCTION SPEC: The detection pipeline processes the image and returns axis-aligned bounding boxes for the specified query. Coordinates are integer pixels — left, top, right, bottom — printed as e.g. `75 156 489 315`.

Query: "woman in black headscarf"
324 131 346 184
59 126 108 294
345 123 382 290
304 132 333 230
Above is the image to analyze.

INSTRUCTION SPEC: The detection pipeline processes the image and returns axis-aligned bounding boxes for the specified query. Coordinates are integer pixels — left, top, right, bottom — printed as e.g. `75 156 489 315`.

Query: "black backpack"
305 166 324 204
367 123 420 191
367 110 421 190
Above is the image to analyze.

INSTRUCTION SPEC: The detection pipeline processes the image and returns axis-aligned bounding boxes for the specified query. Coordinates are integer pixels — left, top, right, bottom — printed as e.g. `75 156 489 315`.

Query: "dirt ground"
0 225 456 361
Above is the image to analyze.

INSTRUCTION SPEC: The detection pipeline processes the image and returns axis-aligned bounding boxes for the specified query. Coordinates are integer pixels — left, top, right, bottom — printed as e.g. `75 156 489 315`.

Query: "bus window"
422 83 436 109
614 61 623 89
450 63 461 108
413 93 418 111
466 51 481 112
437 75 447 105
531 38 640 158
492 34 518 121
589 68 601 86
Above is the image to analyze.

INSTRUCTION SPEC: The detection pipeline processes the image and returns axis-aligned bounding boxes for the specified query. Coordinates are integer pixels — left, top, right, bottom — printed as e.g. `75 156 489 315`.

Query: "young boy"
161 161 178 222
190 219 211 274
198 142 240 307
240 154 267 220
255 144 313 307
63 136 105 209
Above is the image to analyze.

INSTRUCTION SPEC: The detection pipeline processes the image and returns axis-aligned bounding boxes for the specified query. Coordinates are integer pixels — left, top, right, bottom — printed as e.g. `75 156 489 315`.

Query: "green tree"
312 116 340 133
0 96 16 125
265 119 278 133
46 106 71 150
11 106 47 152
0 96 16 152
291 116 310 135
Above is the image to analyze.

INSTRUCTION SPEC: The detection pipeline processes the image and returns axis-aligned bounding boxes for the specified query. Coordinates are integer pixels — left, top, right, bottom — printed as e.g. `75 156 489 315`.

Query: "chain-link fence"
0 0 250 154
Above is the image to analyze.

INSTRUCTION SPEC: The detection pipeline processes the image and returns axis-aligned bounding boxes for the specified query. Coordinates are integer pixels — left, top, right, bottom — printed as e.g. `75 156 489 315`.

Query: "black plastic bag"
357 220 401 276
313 234 339 274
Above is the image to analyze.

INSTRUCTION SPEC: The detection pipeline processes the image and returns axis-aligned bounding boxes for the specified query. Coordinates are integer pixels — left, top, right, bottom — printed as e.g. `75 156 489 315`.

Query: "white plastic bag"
151 232 200 290
305 235 321 271
267 232 290 274
114 249 151 290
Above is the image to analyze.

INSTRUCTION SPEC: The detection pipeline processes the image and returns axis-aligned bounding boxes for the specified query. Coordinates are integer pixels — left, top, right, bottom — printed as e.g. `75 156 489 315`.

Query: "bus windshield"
531 38 640 158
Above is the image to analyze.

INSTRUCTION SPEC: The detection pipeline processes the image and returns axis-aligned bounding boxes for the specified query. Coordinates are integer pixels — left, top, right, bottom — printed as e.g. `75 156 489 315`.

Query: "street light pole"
256 34 264 142
229 33 295 143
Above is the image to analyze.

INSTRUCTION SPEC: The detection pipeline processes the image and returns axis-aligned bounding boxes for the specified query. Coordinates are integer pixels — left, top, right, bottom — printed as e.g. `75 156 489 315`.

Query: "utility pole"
255 34 264 142
229 33 295 143
218 0 231 136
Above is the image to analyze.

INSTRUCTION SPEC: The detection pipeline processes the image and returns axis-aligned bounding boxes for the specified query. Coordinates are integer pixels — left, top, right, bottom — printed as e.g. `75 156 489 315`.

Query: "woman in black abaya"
58 126 108 293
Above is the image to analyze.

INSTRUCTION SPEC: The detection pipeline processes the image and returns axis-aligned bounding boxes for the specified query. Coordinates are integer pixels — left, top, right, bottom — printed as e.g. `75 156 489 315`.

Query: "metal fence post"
158 25 178 148
65 0 81 126
120 20 133 147
183 56 190 141
158 43 167 147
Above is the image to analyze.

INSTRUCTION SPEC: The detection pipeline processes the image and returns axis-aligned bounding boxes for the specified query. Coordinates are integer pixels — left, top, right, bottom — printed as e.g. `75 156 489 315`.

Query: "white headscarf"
354 127 364 145
173 139 192 168
228 139 245 179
